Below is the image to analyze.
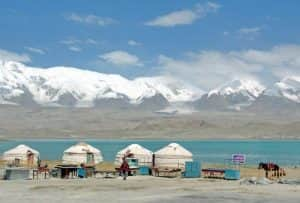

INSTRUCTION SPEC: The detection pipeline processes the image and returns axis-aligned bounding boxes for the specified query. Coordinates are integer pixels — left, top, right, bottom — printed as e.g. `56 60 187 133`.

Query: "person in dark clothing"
120 158 130 180
78 163 86 178
26 150 34 168
37 157 41 168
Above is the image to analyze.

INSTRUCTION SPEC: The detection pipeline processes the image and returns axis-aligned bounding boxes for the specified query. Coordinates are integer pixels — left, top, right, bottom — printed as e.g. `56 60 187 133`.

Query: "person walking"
120 157 130 180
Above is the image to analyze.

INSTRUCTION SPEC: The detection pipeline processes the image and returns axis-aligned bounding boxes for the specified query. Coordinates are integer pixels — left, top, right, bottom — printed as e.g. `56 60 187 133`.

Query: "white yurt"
62 142 103 165
2 144 40 165
154 143 193 169
115 144 153 166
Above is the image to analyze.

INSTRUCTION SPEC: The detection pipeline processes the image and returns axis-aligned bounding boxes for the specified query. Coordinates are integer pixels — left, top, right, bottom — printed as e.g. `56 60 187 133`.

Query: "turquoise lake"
0 140 299 166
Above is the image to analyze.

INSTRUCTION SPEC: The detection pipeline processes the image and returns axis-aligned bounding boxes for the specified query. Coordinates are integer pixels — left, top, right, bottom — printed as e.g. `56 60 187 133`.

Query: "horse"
258 162 280 178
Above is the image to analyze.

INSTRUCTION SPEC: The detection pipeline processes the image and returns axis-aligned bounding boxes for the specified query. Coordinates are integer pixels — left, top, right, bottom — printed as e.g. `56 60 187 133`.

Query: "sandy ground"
1 164 300 203
1 176 300 203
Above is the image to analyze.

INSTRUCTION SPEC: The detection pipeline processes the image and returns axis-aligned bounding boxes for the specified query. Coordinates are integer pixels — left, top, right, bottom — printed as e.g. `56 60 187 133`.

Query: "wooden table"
202 168 225 178
55 164 78 179
152 167 182 177
32 167 49 180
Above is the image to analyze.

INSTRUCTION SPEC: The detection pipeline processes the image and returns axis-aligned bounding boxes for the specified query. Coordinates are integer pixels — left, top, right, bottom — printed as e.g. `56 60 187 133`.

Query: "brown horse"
258 162 284 178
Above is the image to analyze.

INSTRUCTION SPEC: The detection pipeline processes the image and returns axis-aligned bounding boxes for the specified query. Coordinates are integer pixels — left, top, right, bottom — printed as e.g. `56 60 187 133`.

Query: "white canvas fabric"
115 144 153 166
62 142 103 164
154 143 193 169
2 144 40 163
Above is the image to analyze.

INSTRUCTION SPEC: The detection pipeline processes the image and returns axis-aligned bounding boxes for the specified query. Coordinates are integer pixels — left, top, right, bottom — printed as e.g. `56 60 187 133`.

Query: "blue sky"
1 0 300 89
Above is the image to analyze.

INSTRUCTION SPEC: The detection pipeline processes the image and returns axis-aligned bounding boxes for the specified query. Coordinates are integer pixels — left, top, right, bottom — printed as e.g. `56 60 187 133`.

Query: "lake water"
0 140 299 166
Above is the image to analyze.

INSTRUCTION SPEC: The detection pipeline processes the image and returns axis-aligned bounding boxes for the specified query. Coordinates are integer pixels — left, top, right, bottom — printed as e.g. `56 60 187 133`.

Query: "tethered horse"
258 162 286 178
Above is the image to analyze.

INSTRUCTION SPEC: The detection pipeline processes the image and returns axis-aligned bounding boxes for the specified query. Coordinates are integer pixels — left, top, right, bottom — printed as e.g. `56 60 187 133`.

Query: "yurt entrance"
14 158 21 167
27 150 35 168
86 152 95 164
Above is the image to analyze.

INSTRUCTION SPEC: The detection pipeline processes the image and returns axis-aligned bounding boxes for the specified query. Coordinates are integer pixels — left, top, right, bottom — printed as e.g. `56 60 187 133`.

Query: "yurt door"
87 152 94 164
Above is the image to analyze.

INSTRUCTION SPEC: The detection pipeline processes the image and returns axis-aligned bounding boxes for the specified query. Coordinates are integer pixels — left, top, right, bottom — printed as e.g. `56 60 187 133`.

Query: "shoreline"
2 160 299 174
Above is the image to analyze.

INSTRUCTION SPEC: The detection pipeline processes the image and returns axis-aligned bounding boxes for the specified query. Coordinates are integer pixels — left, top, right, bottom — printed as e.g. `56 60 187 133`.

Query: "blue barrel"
224 169 240 180
139 166 150 175
78 168 86 178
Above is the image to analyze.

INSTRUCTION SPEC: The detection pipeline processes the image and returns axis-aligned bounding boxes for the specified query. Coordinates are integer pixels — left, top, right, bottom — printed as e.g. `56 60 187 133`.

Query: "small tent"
115 144 153 167
62 142 103 165
2 144 40 166
154 143 193 169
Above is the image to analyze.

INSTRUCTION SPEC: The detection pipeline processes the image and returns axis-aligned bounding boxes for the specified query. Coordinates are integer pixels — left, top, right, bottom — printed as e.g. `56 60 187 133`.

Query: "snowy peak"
192 79 266 111
208 79 265 100
133 77 203 103
265 76 300 103
0 60 201 107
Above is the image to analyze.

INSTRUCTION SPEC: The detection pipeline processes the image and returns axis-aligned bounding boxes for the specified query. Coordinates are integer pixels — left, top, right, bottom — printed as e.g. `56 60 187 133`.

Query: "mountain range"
1 60 300 112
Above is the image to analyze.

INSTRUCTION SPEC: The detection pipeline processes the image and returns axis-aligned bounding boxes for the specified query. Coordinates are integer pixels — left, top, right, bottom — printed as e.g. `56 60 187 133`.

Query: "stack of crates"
4 168 31 180
184 161 201 178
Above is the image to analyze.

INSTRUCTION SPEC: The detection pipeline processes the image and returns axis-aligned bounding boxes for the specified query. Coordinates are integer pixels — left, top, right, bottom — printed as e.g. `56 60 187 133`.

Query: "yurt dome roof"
155 143 192 157
118 144 153 155
3 144 39 155
64 142 100 154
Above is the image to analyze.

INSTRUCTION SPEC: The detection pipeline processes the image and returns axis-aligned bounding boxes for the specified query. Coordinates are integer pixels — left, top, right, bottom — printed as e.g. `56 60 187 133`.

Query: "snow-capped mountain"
264 76 300 103
0 60 201 108
1 59 300 113
194 79 265 110
208 79 265 100
247 76 300 114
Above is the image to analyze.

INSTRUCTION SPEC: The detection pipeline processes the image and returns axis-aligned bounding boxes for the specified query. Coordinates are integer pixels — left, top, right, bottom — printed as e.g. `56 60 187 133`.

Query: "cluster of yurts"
2 142 193 168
